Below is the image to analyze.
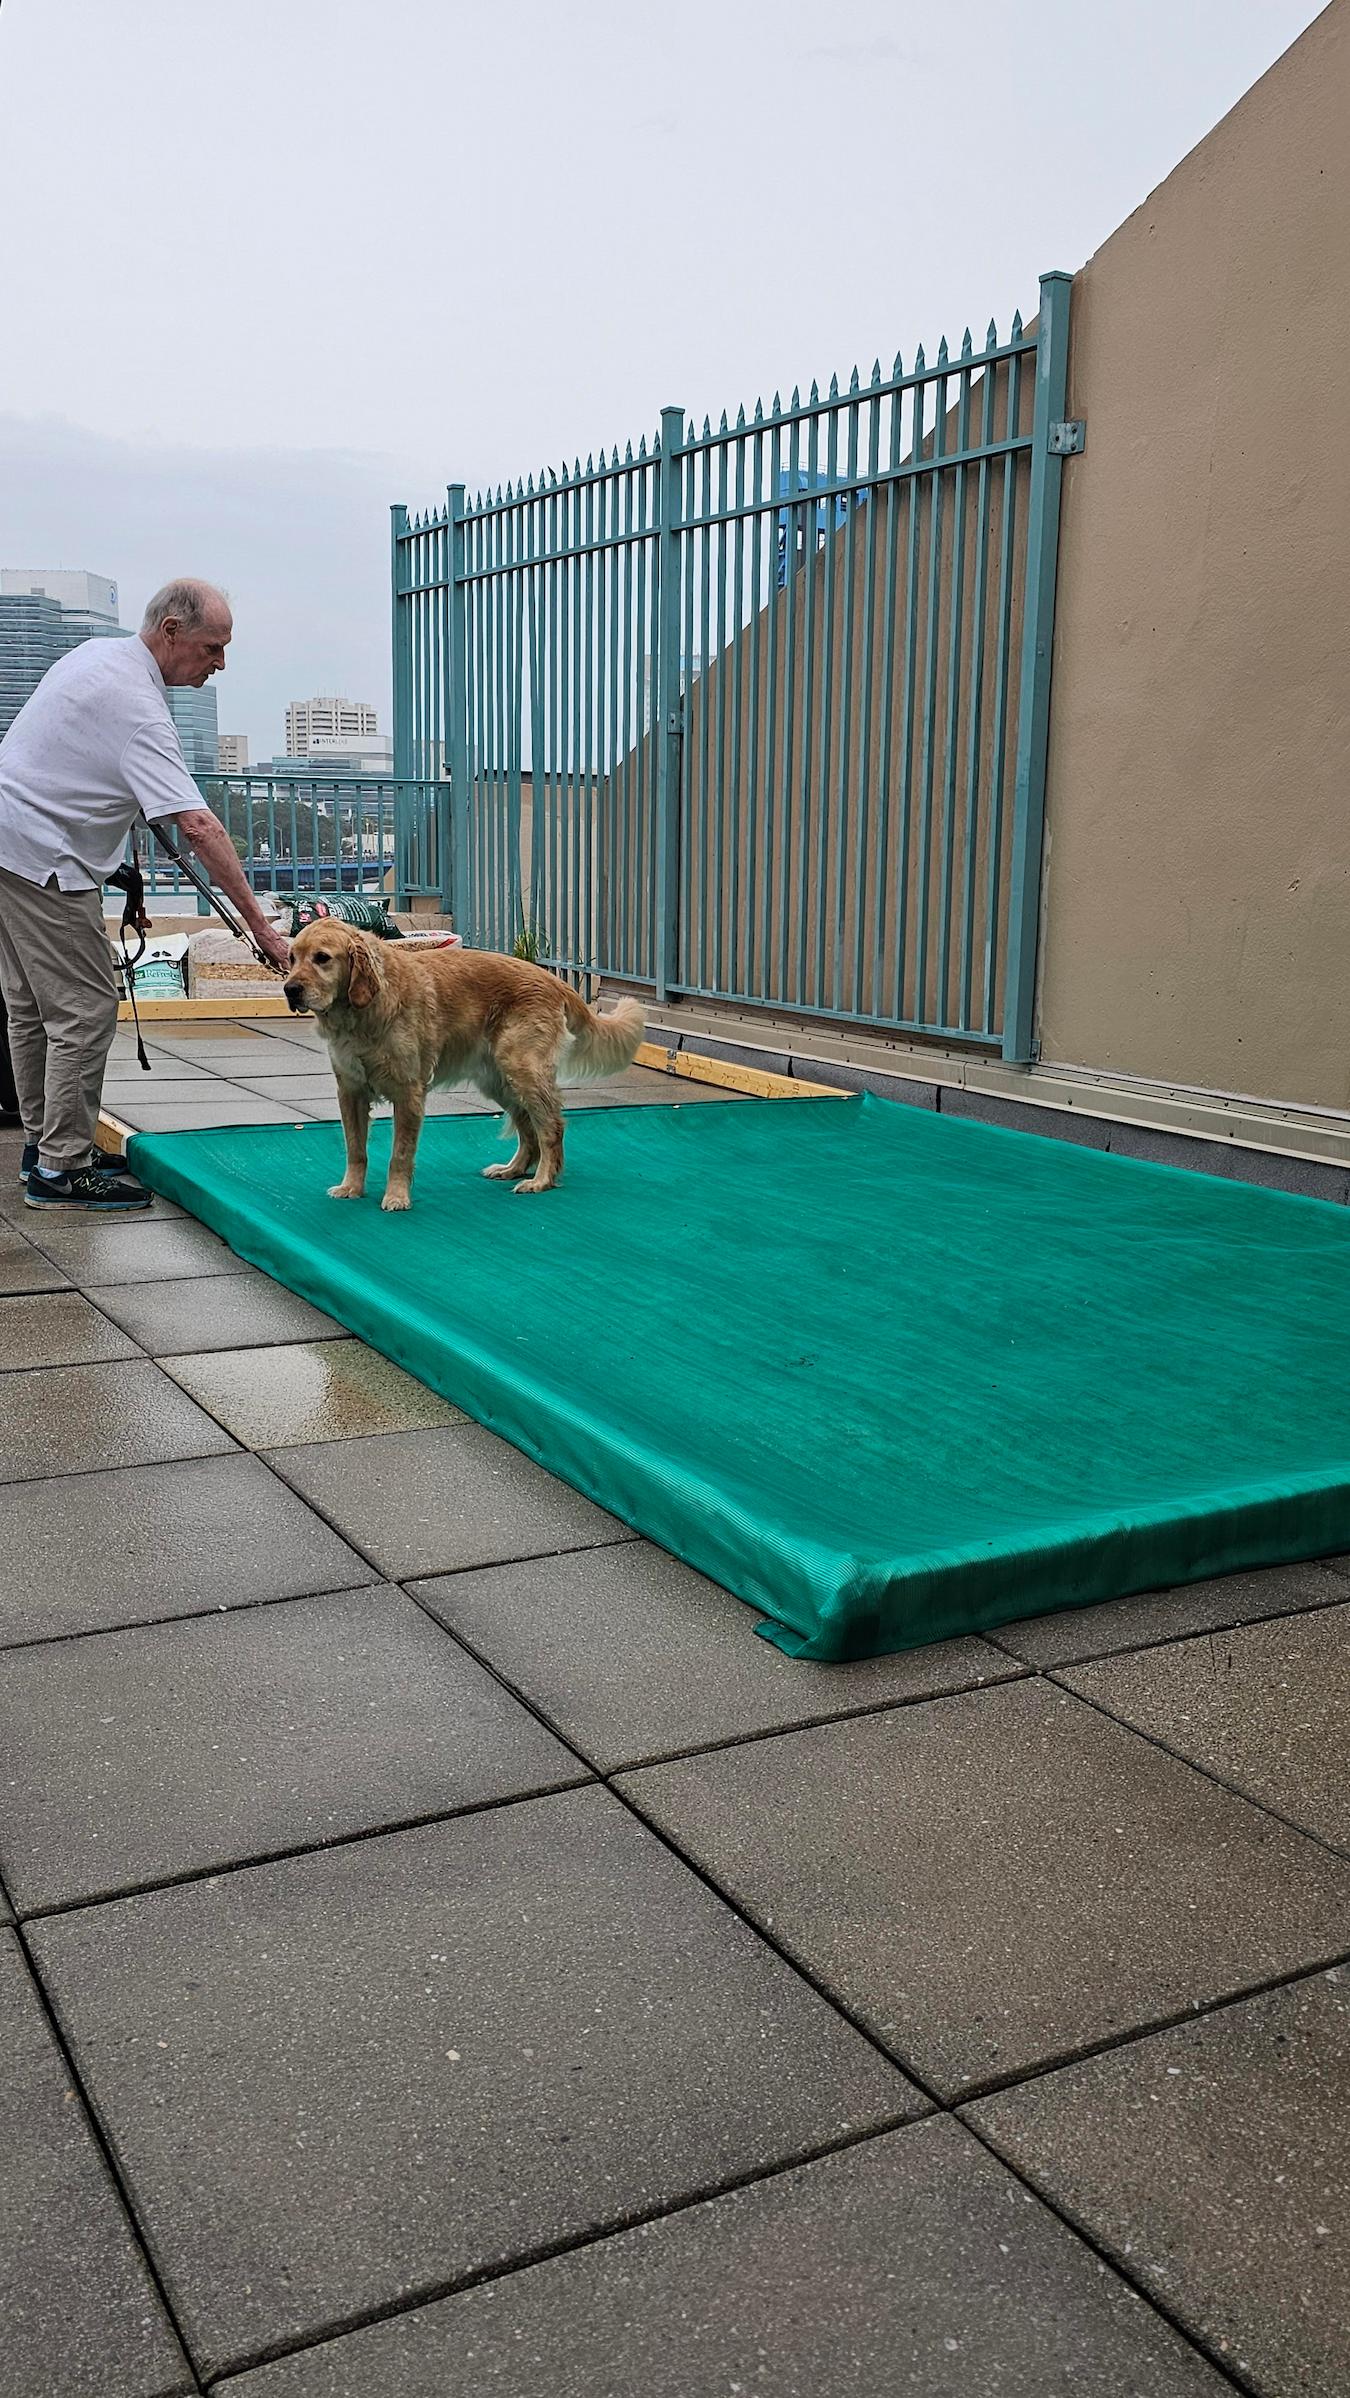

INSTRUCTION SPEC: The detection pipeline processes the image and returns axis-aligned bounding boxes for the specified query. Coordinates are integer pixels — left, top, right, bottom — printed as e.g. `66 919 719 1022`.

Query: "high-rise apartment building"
165 684 219 776
284 696 378 756
217 734 249 774
0 569 127 739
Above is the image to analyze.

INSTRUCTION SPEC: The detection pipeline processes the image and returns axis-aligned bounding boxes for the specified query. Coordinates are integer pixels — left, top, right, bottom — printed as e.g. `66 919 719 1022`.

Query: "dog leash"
107 824 282 1074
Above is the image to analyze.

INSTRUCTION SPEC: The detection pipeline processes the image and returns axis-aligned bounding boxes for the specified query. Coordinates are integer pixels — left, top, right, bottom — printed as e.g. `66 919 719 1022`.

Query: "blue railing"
133 773 446 909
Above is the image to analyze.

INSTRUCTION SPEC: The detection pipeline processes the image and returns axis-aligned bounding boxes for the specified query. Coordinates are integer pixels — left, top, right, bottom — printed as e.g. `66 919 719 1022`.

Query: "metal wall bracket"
1048 420 1085 455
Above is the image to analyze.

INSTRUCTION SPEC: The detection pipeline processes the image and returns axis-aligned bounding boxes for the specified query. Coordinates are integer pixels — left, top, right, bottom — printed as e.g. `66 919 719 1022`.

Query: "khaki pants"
0 866 119 1171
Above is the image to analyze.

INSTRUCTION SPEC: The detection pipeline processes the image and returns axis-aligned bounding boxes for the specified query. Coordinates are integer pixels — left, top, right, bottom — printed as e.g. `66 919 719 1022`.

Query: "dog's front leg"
329 1082 370 1199
382 1087 426 1211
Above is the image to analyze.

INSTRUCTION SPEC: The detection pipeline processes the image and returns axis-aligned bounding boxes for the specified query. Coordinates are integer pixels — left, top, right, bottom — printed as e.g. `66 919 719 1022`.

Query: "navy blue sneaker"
18 1141 130 1183
25 1161 151 1213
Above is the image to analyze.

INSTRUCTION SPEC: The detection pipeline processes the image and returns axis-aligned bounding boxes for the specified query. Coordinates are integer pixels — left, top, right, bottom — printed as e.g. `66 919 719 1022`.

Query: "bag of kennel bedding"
285 896 403 940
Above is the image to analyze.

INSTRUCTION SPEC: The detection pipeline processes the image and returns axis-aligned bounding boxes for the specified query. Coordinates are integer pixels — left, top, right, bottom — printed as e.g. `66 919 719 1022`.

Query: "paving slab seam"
260 1438 640 1582
12 1915 209 2394
198 2108 926 2390
396 1571 1030 1772
956 2107 1278 2398
949 1944 1350 2107
12 1765 603 1925
983 1567 1350 1667
0 1568 384 1656
610 1754 1350 2107
1045 1667 1350 1866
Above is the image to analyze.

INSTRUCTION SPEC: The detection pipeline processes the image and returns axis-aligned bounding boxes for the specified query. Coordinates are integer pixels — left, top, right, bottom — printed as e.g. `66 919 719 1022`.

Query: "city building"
304 734 395 776
0 569 128 739
165 684 219 776
284 696 378 755
217 733 249 774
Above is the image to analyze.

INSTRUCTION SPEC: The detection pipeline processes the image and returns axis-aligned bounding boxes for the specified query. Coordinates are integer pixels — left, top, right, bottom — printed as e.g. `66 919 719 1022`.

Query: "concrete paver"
88 1269 346 1355
30 1788 918 2379
1060 1601 1350 1852
968 1968 1350 2398
989 1556 1350 1666
0 1359 236 1485
617 1678 1350 2095
0 1586 587 1912
0 1451 376 1645
411 1541 1025 1770
0 1934 191 2398
163 1339 466 1448
223 2115 1229 2398
0 1289 139 1371
267 1422 634 1580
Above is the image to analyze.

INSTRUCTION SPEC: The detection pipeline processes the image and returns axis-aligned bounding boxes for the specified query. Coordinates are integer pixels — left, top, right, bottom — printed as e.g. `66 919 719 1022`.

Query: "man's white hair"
141 578 231 634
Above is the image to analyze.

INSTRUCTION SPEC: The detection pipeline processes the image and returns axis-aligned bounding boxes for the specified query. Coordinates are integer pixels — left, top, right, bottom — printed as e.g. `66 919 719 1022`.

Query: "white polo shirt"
0 635 202 891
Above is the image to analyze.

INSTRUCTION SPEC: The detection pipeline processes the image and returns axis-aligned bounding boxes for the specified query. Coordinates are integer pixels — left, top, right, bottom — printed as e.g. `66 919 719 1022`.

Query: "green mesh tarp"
128 1095 1350 1660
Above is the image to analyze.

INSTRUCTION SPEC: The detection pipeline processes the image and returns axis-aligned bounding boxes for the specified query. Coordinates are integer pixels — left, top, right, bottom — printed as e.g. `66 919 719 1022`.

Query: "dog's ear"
345 933 384 1009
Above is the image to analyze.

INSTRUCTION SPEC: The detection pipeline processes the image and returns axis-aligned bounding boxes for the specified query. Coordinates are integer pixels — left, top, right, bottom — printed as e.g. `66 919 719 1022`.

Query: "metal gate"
392 271 1075 1061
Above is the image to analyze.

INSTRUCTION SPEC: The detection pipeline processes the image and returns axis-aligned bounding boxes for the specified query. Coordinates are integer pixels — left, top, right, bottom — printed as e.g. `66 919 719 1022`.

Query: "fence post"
653 405 686 1004
390 506 413 902
445 483 470 930
390 506 412 778
1002 269 1073 1064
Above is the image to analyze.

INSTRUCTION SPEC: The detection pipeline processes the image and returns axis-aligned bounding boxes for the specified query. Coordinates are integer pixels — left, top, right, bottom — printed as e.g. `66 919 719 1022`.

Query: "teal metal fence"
392 271 1076 1058
134 773 443 907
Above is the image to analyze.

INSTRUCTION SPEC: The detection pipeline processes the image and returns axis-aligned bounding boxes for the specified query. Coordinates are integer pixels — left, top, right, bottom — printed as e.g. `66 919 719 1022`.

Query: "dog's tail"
559 987 645 1082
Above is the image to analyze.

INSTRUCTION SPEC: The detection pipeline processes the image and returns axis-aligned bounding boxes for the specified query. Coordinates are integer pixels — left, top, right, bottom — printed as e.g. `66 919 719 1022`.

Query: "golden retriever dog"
283 922 645 1209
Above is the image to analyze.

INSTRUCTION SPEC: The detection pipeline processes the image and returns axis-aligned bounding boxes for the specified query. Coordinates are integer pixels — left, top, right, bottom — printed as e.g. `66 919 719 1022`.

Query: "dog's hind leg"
382 1087 426 1211
482 1100 540 1182
329 1083 370 1199
510 1076 564 1194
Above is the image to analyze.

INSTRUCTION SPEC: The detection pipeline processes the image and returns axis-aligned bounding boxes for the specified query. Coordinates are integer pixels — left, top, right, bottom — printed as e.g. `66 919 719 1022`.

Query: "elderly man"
0 578 290 1212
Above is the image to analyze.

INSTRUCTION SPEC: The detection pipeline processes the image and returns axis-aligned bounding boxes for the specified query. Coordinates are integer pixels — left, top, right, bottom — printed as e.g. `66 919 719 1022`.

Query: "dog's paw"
482 1162 520 1180
514 1176 556 1195
381 1188 412 1212
327 1181 365 1200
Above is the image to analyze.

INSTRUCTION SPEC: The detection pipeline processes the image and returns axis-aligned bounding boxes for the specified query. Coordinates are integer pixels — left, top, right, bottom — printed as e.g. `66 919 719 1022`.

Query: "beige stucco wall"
1038 0 1350 1108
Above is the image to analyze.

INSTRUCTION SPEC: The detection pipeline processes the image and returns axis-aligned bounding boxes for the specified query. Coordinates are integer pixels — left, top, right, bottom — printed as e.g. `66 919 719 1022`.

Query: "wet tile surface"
225 2113 1228 2398
0 1933 191 2398
989 1558 1350 1666
164 1339 466 1448
0 1223 69 1295
30 1789 917 2377
412 1542 1025 1769
0 1289 139 1371
114 1098 303 1132
87 1270 345 1356
617 1678 1350 2096
212 1046 341 1079
233 1074 342 1105
0 1586 586 1911
102 1075 224 1105
1060 1602 1350 1852
20 1214 242 1282
268 1421 634 1580
0 1452 375 1645
968 1969 1350 2398
0 1359 236 1485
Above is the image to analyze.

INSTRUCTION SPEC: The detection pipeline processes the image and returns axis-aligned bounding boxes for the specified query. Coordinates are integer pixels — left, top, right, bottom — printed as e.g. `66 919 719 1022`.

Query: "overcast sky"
0 0 1325 756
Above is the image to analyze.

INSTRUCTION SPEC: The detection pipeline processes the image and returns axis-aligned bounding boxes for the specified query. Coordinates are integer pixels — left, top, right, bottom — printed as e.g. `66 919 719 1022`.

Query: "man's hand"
258 923 291 973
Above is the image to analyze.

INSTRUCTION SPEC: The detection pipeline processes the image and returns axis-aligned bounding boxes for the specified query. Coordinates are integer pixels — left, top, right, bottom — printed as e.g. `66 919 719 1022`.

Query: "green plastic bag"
286 896 402 940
